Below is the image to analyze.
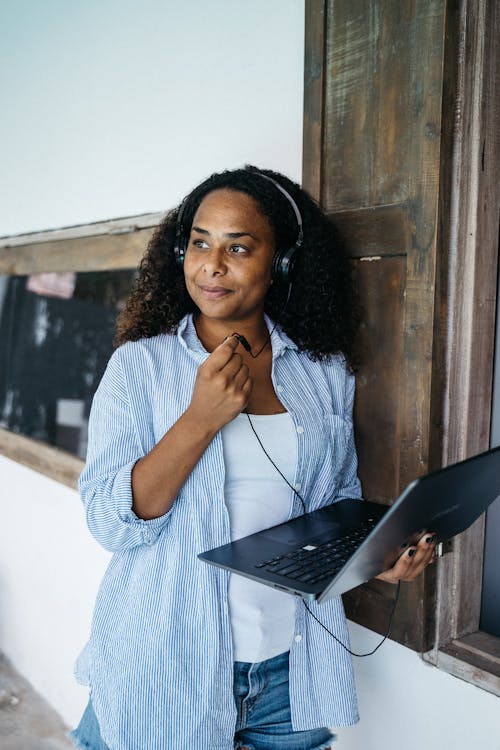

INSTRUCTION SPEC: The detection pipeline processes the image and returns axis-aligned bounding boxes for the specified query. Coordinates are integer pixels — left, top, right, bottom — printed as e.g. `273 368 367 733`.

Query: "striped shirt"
75 314 362 750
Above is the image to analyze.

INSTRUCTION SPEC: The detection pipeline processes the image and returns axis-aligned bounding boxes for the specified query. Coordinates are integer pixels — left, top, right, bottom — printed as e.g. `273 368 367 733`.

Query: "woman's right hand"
187 335 252 431
131 335 252 520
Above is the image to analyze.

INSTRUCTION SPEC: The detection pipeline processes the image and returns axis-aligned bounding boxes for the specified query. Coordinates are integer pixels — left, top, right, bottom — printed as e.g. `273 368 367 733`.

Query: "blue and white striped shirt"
75 314 362 750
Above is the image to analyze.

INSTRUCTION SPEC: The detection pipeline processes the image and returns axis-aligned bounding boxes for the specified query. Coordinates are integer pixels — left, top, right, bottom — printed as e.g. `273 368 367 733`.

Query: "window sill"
423 631 500 697
0 427 83 490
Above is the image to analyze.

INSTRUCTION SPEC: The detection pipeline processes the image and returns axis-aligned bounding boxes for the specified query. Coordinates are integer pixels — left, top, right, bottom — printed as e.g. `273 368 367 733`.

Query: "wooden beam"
0 213 163 274
302 0 326 201
329 203 411 258
0 213 163 247
0 427 83 490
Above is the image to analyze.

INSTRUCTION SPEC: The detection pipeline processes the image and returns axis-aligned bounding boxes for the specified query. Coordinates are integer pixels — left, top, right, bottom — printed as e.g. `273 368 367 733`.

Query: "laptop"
199 446 500 603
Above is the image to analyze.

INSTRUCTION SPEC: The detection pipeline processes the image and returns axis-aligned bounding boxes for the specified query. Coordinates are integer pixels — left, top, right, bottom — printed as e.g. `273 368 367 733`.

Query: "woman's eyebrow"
191 226 257 240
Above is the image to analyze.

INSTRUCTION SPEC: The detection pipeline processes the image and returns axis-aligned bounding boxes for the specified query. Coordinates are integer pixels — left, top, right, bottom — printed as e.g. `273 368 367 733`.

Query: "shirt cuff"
113 460 173 546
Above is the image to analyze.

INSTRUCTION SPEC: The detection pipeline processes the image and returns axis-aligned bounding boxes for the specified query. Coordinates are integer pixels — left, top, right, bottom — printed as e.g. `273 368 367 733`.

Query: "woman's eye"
229 244 248 254
192 239 209 249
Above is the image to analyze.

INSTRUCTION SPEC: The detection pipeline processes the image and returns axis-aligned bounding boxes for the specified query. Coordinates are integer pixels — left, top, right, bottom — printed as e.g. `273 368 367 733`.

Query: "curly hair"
115 165 360 366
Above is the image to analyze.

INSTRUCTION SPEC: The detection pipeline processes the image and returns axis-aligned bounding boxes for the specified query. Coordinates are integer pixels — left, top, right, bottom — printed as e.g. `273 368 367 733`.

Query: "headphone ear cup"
272 245 298 284
174 199 189 268
271 251 281 282
174 238 185 267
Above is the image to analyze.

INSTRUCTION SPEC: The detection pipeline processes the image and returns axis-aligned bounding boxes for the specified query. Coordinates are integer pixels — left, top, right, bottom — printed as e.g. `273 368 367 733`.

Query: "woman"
71 166 435 750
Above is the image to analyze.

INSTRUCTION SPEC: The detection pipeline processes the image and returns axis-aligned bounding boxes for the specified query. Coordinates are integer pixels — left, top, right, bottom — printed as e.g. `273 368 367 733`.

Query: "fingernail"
408 548 416 557
426 534 437 544
401 540 409 548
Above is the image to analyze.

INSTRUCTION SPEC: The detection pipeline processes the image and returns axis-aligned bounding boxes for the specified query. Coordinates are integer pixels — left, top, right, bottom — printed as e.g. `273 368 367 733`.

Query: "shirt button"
277 385 284 393
295 483 302 491
294 634 302 643
296 426 304 434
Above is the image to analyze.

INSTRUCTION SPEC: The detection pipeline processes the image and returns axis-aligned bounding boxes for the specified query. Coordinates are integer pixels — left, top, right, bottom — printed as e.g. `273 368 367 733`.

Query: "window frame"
421 0 500 696
303 0 500 696
0 212 162 488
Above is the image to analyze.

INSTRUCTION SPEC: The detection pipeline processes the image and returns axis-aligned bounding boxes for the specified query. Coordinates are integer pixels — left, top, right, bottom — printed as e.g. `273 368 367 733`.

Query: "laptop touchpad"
261 523 341 546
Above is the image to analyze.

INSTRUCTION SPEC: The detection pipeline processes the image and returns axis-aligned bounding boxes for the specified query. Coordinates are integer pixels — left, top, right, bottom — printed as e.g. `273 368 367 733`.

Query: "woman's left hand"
375 532 437 584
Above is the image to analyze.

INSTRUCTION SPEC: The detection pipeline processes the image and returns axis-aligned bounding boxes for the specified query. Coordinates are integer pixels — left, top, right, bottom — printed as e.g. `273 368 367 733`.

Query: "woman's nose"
202 247 226 275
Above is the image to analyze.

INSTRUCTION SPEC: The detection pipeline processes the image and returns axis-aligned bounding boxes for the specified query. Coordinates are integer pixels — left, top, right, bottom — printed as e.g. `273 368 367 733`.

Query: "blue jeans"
70 651 335 750
233 651 335 750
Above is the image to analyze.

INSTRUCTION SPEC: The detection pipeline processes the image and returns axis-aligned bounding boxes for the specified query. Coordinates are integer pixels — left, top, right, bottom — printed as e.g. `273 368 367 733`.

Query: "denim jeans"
233 651 335 750
70 651 335 750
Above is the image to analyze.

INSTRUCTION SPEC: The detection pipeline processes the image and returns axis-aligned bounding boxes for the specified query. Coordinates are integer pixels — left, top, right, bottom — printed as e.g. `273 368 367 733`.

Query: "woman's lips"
198 285 232 299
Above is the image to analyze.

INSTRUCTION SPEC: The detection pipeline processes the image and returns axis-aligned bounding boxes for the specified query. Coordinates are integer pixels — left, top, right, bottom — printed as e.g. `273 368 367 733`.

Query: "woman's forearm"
131 409 218 520
131 336 252 520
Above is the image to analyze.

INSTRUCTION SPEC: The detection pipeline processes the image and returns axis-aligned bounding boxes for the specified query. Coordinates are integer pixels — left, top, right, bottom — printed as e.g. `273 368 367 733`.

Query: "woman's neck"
194 314 269 355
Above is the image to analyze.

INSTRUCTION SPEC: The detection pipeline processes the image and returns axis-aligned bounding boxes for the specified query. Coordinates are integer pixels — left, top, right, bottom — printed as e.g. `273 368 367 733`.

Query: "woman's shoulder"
116 330 178 356
295 347 351 378
102 331 181 388
275 321 351 381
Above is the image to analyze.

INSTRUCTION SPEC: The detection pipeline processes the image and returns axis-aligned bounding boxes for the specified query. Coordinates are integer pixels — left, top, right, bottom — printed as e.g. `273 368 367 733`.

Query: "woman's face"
183 188 275 326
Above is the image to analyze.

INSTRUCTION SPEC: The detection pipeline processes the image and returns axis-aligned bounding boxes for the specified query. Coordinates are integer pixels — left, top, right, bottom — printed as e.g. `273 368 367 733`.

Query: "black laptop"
199 446 500 603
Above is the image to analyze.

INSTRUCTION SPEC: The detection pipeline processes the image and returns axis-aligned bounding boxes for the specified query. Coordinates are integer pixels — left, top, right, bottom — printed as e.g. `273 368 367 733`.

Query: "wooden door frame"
303 0 500 693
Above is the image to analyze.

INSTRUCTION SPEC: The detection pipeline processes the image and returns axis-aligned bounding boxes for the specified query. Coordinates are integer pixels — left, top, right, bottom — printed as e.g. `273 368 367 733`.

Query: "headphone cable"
233 283 293 359
244 411 401 658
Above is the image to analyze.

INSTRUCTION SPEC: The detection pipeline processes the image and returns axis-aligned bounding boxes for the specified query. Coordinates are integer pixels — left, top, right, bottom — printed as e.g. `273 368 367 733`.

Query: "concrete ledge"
0 652 73 750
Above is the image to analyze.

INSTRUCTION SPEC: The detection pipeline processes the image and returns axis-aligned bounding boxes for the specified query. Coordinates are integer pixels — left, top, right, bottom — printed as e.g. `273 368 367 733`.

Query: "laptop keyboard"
254 518 377 586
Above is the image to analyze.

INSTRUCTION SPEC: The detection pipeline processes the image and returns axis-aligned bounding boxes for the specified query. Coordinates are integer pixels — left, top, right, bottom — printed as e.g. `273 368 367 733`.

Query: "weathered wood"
0 427 83 489
0 213 163 248
0 212 165 275
352 256 406 504
310 0 499 656
454 630 500 665
427 0 500 653
425 630 500 697
329 203 411 258
396 0 446 492
323 1 414 213
343 570 434 647
0 227 156 275
343 580 396 640
303 0 327 201
311 0 447 651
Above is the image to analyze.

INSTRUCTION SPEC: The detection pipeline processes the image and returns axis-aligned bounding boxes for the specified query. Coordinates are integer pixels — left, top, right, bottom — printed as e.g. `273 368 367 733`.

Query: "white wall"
0 0 304 235
2 449 500 748
339 622 500 750
0 455 110 725
0 0 305 727
1 1 499 748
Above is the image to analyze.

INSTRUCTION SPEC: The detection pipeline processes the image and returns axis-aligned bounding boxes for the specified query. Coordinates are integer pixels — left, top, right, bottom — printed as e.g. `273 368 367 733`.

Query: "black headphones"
173 173 304 285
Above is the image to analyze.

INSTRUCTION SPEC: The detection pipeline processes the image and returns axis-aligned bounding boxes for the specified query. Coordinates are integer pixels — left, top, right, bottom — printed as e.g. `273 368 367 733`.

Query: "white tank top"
221 411 298 663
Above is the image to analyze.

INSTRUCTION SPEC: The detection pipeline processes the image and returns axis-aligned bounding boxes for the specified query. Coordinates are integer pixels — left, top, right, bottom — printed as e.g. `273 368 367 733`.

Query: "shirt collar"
177 313 297 361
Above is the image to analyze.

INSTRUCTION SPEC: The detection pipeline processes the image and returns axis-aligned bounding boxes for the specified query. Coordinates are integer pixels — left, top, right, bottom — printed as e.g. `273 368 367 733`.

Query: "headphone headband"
254 173 304 250
173 171 303 283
